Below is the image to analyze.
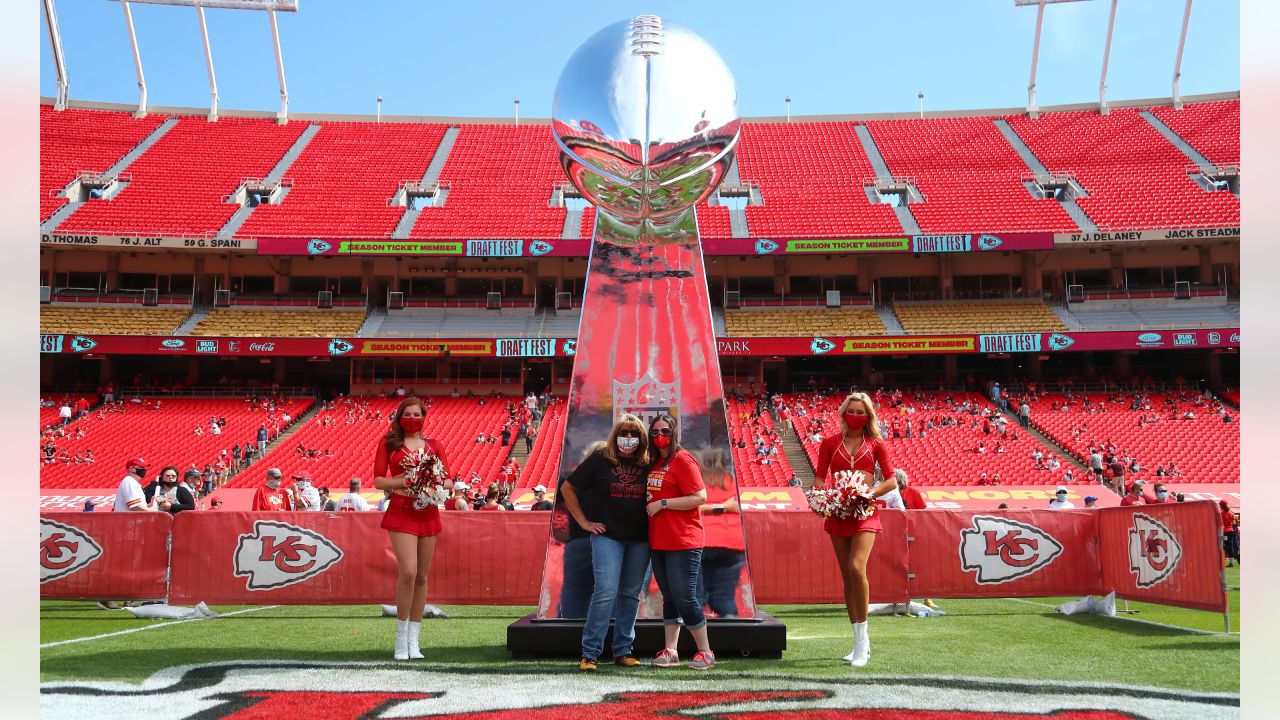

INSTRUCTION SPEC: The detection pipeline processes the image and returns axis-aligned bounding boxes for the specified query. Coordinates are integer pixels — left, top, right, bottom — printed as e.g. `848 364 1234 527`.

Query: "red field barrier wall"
1097 501 1228 612
40 513 171 600
40 507 1225 612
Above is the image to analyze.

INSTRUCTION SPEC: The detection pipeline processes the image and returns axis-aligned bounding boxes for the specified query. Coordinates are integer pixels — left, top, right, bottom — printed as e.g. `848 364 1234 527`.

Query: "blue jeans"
559 536 594 619
581 535 650 660
696 547 745 618
651 548 706 629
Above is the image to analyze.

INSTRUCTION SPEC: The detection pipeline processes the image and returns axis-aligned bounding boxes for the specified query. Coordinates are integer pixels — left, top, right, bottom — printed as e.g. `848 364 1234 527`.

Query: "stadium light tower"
1173 0 1193 110
917 91 924 119
785 95 790 122
42 0 70 110
376 95 382 123
514 98 520 126
109 0 298 122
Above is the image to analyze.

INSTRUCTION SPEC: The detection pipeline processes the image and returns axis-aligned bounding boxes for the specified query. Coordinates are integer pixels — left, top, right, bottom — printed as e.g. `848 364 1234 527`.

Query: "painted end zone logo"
959 515 1063 584
40 665 1239 719
1127 513 1183 588
39 518 102 583
233 520 343 591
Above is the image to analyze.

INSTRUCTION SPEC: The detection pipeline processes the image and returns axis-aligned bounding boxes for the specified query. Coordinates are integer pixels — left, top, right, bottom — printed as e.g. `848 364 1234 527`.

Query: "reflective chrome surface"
552 15 740 235
539 18 755 621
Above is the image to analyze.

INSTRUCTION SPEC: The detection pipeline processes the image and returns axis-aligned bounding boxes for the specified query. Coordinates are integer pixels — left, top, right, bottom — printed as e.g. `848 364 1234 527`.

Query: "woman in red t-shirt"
372 396 449 661
644 414 715 670
812 392 899 668
1220 500 1239 567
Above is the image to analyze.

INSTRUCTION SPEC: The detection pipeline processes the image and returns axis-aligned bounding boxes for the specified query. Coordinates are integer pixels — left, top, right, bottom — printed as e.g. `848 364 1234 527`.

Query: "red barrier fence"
40 505 1226 613
40 513 171 600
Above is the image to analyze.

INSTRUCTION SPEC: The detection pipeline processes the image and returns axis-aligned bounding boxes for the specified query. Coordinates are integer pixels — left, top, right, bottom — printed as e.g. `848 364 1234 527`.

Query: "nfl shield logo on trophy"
612 374 679 427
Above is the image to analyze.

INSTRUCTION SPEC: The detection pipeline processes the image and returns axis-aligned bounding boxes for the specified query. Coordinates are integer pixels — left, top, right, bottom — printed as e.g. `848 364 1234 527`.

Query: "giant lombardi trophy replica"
507 16 785 658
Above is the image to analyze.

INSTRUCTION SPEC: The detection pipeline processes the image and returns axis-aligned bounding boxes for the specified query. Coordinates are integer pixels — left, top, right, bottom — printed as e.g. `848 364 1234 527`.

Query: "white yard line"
41 605 280 649
1002 597 1238 636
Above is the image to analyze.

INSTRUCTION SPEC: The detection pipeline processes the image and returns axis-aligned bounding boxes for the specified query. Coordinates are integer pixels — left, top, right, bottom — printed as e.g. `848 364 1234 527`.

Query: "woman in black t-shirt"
559 413 652 671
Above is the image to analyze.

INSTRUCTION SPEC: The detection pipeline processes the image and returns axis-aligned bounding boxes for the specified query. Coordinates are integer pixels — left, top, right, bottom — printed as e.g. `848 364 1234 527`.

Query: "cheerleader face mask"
399 408 425 435
843 411 869 433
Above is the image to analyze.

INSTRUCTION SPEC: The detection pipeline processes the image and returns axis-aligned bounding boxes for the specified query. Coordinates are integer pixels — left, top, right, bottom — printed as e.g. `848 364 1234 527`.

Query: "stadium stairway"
356 308 386 337
779 430 816 488
221 122 322 239
173 306 210 336
42 116 180 234
853 123 920 235
996 399 1097 485
1048 301 1084 331
393 126 461 239
993 118 1098 233
876 305 906 335
1140 111 1219 172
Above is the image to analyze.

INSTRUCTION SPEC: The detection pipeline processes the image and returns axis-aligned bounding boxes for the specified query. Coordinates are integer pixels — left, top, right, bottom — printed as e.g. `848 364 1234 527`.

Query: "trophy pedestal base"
506 612 786 659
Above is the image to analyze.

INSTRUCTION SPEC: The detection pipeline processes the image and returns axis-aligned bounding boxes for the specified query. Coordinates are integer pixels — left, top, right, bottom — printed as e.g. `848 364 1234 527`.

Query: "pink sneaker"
651 648 681 668
689 650 716 670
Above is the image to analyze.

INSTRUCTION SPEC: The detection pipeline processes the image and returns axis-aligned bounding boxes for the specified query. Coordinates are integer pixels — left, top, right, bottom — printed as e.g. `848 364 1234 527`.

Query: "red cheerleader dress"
814 434 895 536
375 439 447 537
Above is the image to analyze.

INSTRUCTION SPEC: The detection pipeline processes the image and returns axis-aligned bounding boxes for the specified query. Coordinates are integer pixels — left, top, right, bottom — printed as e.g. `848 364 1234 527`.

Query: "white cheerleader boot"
849 621 870 667
394 619 410 661
407 621 424 659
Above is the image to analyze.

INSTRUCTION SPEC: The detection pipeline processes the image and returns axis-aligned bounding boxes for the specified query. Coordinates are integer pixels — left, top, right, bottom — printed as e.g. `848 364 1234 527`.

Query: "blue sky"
39 1 1238 118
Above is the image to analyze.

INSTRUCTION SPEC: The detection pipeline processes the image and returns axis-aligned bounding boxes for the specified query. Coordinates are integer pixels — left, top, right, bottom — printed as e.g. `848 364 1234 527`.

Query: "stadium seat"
41 305 190 336
190 309 366 337
723 308 886 337
892 301 1067 335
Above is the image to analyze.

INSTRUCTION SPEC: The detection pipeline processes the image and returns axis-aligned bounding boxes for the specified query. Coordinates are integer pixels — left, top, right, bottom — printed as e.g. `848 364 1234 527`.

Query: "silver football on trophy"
552 16 740 229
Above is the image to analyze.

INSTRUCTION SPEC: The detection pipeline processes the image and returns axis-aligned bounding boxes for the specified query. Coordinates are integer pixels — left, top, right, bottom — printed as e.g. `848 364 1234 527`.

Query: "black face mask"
160 481 177 490
133 468 147 479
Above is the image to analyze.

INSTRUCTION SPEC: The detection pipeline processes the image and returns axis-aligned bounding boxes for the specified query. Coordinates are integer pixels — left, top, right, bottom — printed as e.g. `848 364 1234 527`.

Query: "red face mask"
843 413 869 432
399 416 424 435
652 435 671 450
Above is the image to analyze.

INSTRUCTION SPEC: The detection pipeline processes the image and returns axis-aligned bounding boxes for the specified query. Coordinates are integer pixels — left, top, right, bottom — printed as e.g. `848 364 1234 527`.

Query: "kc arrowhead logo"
959 515 1063 584
561 339 577 356
1128 513 1183 588
810 337 835 355
70 336 97 353
306 238 332 254
754 239 779 254
1047 333 1075 351
977 235 1003 250
40 518 103 583
529 241 554 256
328 339 354 356
234 520 344 591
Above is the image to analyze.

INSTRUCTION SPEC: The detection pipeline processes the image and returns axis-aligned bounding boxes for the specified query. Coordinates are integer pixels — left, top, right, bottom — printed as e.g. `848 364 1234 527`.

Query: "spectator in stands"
813 392 900 668
336 479 371 512
530 485 553 511
1167 462 1182 477
1018 401 1030 428
143 466 195 515
292 471 321 511
1152 483 1175 504
1221 501 1239 567
114 457 155 513
1120 482 1147 506
525 426 537 452
58 402 72 427
896 470 927 510
1048 487 1074 510
479 486 505 511
232 443 242 468
372 396 449 661
1083 496 1098 508
644 414 715 670
257 425 269 458
251 469 289 511
446 481 471 511
501 426 511 446
558 414 652 671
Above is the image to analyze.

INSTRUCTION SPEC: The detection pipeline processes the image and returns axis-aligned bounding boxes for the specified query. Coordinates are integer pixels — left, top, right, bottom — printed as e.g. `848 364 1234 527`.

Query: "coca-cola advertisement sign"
249 342 277 352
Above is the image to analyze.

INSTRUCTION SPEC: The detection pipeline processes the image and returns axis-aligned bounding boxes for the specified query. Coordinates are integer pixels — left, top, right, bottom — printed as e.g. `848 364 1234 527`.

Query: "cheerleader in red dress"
812 391 900 668
372 397 449 661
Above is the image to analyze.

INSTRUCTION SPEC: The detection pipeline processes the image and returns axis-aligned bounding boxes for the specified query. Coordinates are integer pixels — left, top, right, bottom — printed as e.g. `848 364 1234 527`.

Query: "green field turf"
41 567 1239 694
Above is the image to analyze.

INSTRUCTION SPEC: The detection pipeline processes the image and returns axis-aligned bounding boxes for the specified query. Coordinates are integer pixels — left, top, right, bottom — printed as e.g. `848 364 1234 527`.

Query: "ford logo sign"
161 339 185 348
1137 333 1162 343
